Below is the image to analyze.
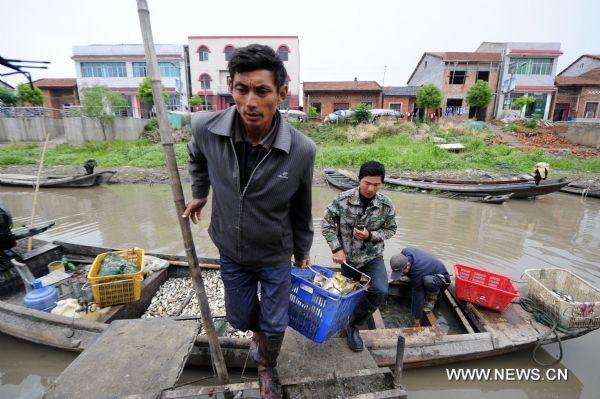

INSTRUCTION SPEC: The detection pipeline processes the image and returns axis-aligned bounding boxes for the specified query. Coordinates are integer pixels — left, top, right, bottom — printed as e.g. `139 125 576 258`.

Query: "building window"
198 46 209 61
334 103 349 111
310 102 321 117
167 94 181 111
199 74 211 90
132 62 179 77
448 70 466 84
159 62 180 77
389 103 402 112
132 62 147 77
224 46 235 61
476 71 489 82
584 102 598 119
277 45 289 61
446 99 463 107
513 58 553 75
81 62 127 78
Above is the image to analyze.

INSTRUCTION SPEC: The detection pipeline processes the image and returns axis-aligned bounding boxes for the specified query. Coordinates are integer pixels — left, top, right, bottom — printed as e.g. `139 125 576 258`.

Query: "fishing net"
97 252 141 277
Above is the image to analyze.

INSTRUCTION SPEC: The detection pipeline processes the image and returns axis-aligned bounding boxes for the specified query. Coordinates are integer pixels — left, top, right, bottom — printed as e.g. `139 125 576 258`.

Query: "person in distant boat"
182 44 316 399
389 247 450 327
531 162 549 185
322 161 397 352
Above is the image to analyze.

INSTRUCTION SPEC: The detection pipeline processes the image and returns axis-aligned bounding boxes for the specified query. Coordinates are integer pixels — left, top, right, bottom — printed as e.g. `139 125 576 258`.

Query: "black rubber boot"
345 297 377 352
250 332 284 399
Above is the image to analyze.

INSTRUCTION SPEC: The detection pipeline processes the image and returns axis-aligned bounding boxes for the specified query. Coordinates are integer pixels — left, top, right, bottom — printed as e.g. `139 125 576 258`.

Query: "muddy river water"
0 184 599 398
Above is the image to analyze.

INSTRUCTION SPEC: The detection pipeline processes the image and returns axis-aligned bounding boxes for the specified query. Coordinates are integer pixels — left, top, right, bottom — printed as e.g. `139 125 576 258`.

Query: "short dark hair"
228 44 288 89
359 160 385 181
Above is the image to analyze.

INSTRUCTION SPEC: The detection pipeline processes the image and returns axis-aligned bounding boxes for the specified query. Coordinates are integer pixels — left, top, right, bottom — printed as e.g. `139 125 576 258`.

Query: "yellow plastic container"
87 248 144 308
48 260 65 273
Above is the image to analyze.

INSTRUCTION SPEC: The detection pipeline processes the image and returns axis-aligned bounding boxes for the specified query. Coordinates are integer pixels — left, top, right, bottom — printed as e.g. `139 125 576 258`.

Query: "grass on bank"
1 122 599 175
0 139 189 168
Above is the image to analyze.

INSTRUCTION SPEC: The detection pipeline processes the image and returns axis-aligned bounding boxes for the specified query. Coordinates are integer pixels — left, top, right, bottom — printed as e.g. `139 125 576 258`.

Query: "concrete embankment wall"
63 117 145 144
0 117 64 142
0 117 145 144
557 122 600 149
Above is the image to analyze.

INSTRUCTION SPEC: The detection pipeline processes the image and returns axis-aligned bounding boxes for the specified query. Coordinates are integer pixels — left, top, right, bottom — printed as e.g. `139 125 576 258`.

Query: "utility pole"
136 0 231 386
381 65 387 107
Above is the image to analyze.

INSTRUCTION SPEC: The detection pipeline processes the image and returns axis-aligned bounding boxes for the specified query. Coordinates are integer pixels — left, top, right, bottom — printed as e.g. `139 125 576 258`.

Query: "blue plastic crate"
288 265 366 343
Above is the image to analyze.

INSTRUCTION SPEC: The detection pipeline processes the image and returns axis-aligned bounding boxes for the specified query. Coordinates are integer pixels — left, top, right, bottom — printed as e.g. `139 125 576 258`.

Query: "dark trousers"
219 254 291 337
341 256 388 307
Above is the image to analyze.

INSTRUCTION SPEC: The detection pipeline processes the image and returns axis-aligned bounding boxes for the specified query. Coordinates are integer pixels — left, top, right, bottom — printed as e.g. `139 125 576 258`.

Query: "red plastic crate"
454 264 520 312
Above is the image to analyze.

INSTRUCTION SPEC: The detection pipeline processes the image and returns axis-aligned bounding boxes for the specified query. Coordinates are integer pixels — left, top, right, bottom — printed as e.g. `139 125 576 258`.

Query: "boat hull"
0 171 116 188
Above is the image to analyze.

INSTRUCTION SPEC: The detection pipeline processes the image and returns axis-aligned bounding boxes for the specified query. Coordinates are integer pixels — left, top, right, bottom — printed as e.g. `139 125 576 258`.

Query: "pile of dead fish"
141 270 252 339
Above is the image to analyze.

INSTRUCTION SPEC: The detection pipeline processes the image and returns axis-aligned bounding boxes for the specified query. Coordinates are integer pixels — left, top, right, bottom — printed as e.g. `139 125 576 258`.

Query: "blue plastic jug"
24 279 59 312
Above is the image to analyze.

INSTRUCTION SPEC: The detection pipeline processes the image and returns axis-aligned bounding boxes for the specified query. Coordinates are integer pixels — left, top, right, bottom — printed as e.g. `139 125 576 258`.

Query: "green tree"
0 87 18 106
189 95 202 108
511 96 536 117
16 83 44 106
352 103 372 124
416 84 442 122
466 80 493 121
307 105 318 119
137 77 168 105
80 85 127 139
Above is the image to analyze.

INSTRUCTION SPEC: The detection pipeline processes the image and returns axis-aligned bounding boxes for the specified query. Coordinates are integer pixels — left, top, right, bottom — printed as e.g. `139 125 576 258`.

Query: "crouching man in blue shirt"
389 247 450 327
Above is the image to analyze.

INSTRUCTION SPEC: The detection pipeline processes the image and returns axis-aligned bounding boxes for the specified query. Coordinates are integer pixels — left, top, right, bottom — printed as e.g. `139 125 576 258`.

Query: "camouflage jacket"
321 188 397 267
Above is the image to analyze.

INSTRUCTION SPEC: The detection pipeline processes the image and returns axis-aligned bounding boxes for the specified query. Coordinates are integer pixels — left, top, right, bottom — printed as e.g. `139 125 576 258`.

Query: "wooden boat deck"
44 318 199 399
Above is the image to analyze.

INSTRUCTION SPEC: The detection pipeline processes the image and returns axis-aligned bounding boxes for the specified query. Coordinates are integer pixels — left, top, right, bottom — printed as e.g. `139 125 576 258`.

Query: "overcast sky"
2 0 599 88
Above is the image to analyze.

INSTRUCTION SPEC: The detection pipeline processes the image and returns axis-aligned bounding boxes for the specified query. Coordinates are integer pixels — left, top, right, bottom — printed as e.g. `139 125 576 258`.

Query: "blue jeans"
219 254 291 336
341 257 388 307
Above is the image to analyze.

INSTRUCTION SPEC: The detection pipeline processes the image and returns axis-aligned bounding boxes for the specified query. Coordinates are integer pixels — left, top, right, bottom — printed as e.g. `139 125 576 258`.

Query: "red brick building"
33 78 80 110
407 52 502 121
382 86 418 118
303 80 381 120
552 55 600 121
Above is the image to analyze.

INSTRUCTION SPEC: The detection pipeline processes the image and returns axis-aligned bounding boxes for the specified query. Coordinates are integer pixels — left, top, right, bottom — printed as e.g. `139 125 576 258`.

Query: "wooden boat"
0 171 116 188
324 168 512 204
1 240 597 371
560 183 600 199
323 168 358 191
385 176 571 199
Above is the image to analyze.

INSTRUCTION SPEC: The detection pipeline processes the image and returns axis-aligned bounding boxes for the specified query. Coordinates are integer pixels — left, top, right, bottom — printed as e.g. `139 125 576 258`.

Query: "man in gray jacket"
182 44 315 399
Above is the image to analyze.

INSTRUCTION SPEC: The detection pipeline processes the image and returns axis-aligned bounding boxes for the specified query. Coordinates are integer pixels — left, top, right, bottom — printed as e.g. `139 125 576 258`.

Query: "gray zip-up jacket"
188 107 316 266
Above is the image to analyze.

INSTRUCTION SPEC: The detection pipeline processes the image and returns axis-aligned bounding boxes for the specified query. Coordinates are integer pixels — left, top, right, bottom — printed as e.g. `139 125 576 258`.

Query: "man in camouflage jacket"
321 161 397 352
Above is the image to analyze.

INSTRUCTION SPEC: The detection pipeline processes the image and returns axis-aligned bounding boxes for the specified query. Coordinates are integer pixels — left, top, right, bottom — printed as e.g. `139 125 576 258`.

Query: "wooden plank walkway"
44 318 199 399
278 328 406 398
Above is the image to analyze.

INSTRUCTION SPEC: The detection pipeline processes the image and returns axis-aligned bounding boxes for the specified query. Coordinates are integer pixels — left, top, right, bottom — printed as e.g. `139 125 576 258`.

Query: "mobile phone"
356 224 365 230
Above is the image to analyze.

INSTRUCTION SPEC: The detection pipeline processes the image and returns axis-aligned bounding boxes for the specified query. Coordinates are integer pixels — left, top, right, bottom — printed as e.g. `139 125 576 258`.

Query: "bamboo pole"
136 0 230 386
27 132 50 251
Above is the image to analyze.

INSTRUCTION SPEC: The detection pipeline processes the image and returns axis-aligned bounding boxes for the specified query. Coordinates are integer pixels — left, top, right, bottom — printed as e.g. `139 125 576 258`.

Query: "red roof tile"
33 78 78 88
556 68 600 86
428 52 501 62
303 81 381 92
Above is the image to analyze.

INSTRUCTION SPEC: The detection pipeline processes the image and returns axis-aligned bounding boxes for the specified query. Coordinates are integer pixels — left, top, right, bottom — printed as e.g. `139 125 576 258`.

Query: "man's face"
359 175 382 199
230 70 288 135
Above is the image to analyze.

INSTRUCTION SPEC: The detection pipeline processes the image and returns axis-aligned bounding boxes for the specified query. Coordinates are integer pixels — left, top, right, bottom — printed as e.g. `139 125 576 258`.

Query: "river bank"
1 164 599 187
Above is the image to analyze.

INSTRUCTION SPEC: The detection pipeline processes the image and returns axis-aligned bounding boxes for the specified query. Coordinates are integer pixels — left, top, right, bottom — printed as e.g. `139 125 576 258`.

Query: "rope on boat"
518 297 579 366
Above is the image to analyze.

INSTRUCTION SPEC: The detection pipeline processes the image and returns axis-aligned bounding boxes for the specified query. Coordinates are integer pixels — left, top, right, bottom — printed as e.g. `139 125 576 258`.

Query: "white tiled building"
187 36 300 111
72 44 189 117
477 42 562 119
